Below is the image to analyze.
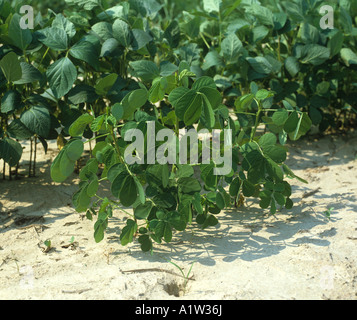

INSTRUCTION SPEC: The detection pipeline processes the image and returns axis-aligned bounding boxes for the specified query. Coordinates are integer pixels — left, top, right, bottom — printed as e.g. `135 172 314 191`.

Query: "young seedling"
324 207 334 220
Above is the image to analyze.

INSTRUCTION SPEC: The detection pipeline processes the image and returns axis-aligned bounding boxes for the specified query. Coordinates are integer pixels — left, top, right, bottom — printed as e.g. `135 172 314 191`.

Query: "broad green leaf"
221 33 242 63
67 85 98 104
0 138 23 167
171 89 196 120
138 235 153 252
246 57 273 74
121 88 148 120
95 73 118 96
65 140 84 161
202 50 224 70
183 93 202 126
246 4 274 27
51 151 68 183
8 14 32 50
134 176 146 204
289 113 312 141
70 37 100 70
201 94 215 129
129 60 160 82
113 19 133 48
120 219 137 246
94 217 108 243
134 201 153 220
7 119 33 140
0 52 22 83
131 29 152 50
1 90 22 114
163 20 180 48
284 111 299 133
203 0 221 13
46 57 77 99
65 0 100 10
300 44 330 66
298 23 319 44
69 113 94 137
119 175 138 207
178 177 201 194
14 62 43 85
341 48 357 67
216 192 225 209
36 27 69 51
111 103 124 121
285 57 300 77
52 13 76 39
328 30 344 58
20 106 51 138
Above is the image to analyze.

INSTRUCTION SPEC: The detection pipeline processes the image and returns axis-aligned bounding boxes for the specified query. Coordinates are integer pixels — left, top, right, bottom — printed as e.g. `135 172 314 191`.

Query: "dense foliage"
1 0 356 251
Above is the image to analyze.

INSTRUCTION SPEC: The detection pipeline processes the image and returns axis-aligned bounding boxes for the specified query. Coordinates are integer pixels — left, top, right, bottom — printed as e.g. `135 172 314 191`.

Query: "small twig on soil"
302 188 321 199
120 268 195 281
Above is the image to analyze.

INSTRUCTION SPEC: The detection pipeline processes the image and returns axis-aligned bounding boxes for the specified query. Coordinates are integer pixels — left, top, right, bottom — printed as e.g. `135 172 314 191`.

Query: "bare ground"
1 132 357 300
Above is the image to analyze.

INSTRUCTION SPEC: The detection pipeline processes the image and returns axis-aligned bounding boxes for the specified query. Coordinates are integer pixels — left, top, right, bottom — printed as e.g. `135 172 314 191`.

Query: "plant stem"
250 100 263 142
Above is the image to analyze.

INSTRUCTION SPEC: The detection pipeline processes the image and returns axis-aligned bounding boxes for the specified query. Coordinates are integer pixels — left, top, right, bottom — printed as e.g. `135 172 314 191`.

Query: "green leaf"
328 30 344 58
134 201 153 220
69 113 94 137
216 192 225 209
131 29 152 50
46 57 77 99
121 88 148 120
0 52 22 83
246 57 273 74
203 0 221 13
20 106 51 138
201 94 215 129
221 33 242 63
65 139 84 162
8 14 32 50
285 57 300 77
65 0 100 10
298 23 319 44
129 60 160 82
7 119 33 140
94 217 108 243
13 62 42 85
300 44 330 66
1 90 22 114
178 177 202 194
246 4 274 26
37 27 68 51
95 73 118 96
255 89 270 100
202 50 224 70
119 175 138 207
120 219 137 246
111 103 124 121
67 85 98 105
284 111 299 133
52 13 76 39
138 235 152 252
113 19 133 48
289 113 312 141
163 20 180 48
340 48 357 67
70 37 100 70
0 138 23 166
272 109 289 126
184 94 202 126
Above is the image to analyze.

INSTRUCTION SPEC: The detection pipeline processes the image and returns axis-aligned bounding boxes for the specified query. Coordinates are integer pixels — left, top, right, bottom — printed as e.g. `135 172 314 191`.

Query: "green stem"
250 100 262 142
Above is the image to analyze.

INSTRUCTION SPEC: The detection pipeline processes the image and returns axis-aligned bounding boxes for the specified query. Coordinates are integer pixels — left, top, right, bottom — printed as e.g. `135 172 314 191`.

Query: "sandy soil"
1 132 357 300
